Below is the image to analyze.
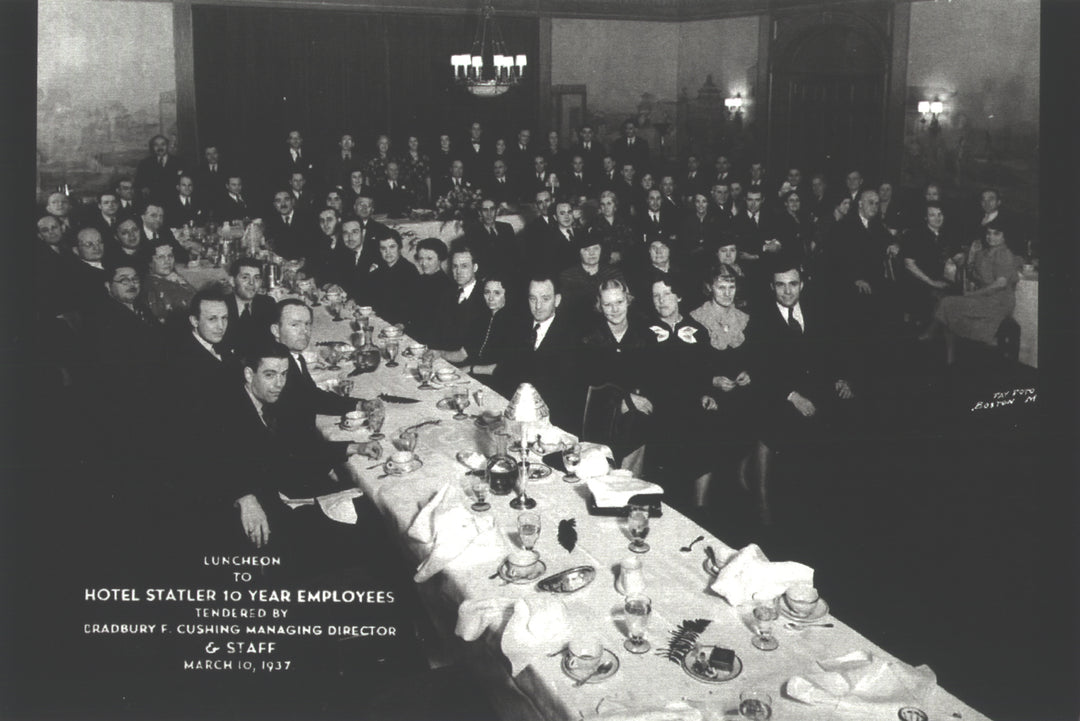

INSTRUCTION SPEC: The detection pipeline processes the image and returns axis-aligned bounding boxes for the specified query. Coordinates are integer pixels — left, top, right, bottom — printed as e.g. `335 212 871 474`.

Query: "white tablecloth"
1013 275 1037 368
305 308 992 721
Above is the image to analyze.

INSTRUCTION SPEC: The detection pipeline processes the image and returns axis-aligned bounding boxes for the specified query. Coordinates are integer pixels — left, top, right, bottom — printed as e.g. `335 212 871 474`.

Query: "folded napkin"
576 442 615 479
709 543 813 606
786 650 937 719
500 597 571 676
278 488 364 524
408 483 496 583
586 470 664 509
455 597 517 642
593 700 703 721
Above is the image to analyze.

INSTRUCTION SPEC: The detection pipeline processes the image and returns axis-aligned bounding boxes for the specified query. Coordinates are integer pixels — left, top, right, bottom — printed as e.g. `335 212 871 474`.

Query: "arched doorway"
769 19 888 182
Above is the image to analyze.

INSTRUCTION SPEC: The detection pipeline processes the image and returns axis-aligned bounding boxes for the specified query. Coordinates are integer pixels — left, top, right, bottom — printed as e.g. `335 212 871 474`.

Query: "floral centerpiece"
435 184 484 222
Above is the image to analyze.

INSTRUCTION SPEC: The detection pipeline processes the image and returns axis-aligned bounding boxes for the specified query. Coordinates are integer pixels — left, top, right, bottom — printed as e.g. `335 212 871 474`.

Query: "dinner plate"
497 559 546 585
779 596 830 622
680 647 743 684
536 566 595 593
561 647 619 685
383 458 424 476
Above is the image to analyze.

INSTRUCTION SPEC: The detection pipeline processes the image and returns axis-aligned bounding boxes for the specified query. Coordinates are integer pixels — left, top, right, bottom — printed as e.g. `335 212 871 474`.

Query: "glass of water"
623 594 652 654
738 690 773 720
749 592 780 651
627 504 650 553
517 511 540 550
471 477 491 512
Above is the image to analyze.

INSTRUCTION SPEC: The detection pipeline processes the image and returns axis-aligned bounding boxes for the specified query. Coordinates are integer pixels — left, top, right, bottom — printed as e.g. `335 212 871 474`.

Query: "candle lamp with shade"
503 383 548 509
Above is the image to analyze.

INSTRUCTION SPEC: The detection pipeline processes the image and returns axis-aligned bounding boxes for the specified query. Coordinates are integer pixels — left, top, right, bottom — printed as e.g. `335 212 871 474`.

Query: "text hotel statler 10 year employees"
85 588 396 603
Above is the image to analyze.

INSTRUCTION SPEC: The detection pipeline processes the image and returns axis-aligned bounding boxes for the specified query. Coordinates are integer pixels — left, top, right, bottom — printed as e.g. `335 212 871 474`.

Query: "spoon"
680 535 705 553
704 545 722 571
573 660 614 687
783 621 834 630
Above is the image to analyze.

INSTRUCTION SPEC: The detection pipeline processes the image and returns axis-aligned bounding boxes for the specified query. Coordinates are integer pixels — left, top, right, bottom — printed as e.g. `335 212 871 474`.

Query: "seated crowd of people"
34 120 1032 554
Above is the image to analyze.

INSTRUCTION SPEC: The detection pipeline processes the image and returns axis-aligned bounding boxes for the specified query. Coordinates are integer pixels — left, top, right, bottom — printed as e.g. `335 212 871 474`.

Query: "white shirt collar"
458 279 477 301
192 329 221 360
777 301 804 327
533 314 556 349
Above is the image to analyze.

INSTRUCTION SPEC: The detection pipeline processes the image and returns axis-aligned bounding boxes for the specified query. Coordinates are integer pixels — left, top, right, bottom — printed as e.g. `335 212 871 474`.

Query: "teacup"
388 450 416 468
784 584 820 617
436 368 457 383
408 343 427 357
566 636 603 675
340 410 367 430
357 305 374 318
505 549 539 578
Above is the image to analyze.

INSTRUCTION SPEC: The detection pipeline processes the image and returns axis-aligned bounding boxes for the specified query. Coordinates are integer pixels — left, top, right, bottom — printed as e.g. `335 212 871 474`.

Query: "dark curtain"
193 5 538 207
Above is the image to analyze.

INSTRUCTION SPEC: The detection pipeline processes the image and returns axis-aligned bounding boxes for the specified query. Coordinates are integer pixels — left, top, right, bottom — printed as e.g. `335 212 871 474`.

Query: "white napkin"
316 488 364 524
586 470 664 508
593 700 703 721
455 597 517 642
500 597 571 676
576 442 615 479
407 484 495 582
709 543 813 606
786 650 937 719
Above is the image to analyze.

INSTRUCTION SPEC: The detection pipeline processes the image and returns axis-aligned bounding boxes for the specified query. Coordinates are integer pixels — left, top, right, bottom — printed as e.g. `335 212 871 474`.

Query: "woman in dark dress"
689 264 757 507
588 190 635 267
456 274 521 398
580 278 658 472
775 190 811 272
405 237 454 347
401 134 431 208
368 234 419 326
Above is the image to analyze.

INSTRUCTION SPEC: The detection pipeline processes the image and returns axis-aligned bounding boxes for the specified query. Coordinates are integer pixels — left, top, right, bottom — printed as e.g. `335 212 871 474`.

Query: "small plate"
526 465 552 480
536 566 595 593
456 451 487 472
680 648 743 684
561 647 620 685
434 372 461 384
384 458 424 476
497 559 547 585
436 398 455 411
779 596 830 622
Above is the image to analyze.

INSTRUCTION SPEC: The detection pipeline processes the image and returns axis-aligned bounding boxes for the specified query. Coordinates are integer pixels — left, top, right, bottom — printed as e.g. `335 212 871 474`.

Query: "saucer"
526 465 552 480
497 559 546 584
561 647 619 685
384 457 423 476
680 647 743 684
436 398 455 411
434 372 461 384
779 595 829 622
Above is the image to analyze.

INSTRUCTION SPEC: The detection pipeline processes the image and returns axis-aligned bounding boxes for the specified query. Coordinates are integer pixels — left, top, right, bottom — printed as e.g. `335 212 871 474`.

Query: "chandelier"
450 3 527 98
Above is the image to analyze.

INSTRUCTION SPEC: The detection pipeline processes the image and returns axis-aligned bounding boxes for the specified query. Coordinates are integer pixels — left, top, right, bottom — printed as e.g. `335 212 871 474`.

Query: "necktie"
297 150 302 159
531 321 541 349
389 181 395 190
159 157 166 167
182 197 188 206
489 227 497 238
240 303 251 320
261 406 277 433
584 143 590 151
652 213 659 224
458 287 467 304
210 164 217 173
565 229 573 243
787 306 802 334
285 215 291 226
355 251 363 267
297 354 311 381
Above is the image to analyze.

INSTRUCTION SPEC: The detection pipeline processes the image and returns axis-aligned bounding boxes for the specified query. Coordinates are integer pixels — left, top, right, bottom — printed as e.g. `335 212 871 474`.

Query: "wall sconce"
724 93 745 116
917 98 945 132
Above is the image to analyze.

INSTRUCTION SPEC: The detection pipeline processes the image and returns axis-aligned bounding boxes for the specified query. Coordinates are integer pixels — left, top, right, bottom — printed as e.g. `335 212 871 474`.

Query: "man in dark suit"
571 124 605 177
635 189 679 264
321 132 358 191
611 120 650 175
287 170 317 214
596 155 619 196
263 189 313 260
467 198 520 281
682 155 707 202
164 174 206 228
222 258 276 355
829 188 901 332
713 154 735 187
134 134 185 204
523 155 552 202
507 128 534 188
171 289 238 423
282 129 317 186
561 155 593 201
732 189 781 265
35 215 70 320
84 191 122 239
499 274 585 435
115 178 139 221
436 244 488 353
194 144 228 205
528 201 580 278
140 202 190 263
612 162 644 220
461 121 490 182
483 159 515 206
658 175 681 215
62 227 109 316
371 161 413 219
216 175 250 223
709 181 736 222
433 159 472 200
335 216 387 304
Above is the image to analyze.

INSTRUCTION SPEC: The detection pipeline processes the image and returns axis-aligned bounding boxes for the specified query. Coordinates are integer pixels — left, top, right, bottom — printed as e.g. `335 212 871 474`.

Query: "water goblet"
382 339 400 368
517 511 540 550
623 594 652 654
561 442 582 483
361 398 386 441
749 593 780 651
738 691 773 720
470 477 491 512
627 504 651 553
417 355 435 391
451 382 471 421
319 344 342 371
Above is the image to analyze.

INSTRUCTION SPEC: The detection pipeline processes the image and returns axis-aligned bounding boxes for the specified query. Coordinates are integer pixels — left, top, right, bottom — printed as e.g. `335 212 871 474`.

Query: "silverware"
783 621 834 630
401 419 441 433
573 660 614 687
704 545 721 569
680 535 705 553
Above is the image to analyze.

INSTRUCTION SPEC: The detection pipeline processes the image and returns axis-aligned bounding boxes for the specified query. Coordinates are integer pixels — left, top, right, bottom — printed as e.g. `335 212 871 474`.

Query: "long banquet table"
299 303 993 721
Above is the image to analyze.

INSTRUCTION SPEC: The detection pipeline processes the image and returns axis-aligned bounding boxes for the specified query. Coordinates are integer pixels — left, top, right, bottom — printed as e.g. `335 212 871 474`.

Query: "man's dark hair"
97 191 118 204
855 187 878 204
105 260 140 280
189 288 230 319
448 241 476 264
925 201 944 215
229 257 262 278
416 237 448 261
767 257 802 282
241 340 291 372
147 134 168 151
274 297 311 324
528 271 561 296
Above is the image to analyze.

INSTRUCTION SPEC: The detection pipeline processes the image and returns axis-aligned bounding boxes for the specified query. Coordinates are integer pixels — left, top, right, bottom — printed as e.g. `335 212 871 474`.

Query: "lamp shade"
504 383 549 424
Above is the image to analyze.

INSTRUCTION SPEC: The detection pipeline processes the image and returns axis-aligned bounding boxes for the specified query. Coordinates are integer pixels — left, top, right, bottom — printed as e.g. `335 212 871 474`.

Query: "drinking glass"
738 691 773 720
749 593 780 651
623 594 652 654
382 339 400 368
471 477 491 512
361 398 385 440
451 382 471 420
327 297 344 321
627 504 650 553
417 357 435 390
319 344 343 371
517 511 540 550
561 442 582 483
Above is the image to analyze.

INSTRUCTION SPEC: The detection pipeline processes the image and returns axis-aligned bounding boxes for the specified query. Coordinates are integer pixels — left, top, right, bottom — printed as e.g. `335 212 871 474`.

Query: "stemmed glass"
361 398 385 440
319 344 343 371
509 439 536 510
451 382 471 420
417 353 436 390
748 593 780 651
623 594 652 654
382 339 400 368
517 511 540 550
627 504 650 553
327 297 345 321
738 691 773 720
470 477 491 512
561 442 582 483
